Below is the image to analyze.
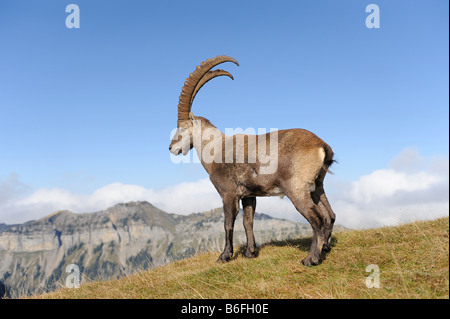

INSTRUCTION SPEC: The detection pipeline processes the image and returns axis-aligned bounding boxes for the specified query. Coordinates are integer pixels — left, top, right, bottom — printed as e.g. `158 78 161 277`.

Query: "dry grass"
33 217 449 299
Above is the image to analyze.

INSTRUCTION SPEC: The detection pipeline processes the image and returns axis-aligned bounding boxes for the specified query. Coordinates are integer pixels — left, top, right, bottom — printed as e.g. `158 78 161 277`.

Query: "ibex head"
169 55 239 156
169 113 196 156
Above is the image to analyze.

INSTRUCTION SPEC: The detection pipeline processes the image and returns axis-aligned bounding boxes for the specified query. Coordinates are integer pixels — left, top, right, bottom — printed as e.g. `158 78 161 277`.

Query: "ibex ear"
189 112 199 127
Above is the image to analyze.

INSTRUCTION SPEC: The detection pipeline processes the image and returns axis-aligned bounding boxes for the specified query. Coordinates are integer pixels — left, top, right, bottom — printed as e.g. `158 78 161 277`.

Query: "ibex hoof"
217 252 232 263
301 254 322 267
243 249 258 258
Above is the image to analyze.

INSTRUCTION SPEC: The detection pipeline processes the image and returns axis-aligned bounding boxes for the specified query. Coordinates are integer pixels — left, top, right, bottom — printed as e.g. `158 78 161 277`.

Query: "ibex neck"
192 117 223 175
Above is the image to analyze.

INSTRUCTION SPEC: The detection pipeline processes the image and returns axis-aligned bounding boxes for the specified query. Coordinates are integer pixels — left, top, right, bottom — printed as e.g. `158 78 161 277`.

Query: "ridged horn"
190 69 234 107
177 55 239 124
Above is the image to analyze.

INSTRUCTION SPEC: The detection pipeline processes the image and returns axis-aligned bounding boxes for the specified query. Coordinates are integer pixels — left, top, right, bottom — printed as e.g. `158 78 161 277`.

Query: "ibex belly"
239 185 286 199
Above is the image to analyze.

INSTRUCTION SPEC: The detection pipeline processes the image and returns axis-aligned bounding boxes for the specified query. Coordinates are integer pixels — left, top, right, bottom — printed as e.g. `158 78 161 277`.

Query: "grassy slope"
34 217 449 299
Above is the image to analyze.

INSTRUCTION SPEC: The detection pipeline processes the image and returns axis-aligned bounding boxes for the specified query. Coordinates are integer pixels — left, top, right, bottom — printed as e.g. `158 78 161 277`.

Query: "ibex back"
169 55 336 266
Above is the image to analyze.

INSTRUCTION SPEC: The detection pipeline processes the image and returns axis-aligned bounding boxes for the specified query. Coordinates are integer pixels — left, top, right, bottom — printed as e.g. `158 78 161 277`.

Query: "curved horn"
177 55 239 124
190 69 234 107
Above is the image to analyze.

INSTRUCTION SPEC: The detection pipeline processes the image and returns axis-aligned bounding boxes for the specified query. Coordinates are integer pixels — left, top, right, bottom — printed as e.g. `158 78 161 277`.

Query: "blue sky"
0 0 448 225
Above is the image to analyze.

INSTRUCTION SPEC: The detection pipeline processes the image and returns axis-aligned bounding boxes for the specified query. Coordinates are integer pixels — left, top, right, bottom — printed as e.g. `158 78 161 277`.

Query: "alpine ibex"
169 55 336 266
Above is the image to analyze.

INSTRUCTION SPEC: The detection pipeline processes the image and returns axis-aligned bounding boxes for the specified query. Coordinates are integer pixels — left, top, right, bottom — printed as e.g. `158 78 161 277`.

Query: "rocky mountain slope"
0 201 314 297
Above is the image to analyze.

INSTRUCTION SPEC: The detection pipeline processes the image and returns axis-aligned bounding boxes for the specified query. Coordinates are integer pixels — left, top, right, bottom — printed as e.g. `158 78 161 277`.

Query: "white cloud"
0 178 223 224
345 169 440 204
0 149 448 228
330 149 449 228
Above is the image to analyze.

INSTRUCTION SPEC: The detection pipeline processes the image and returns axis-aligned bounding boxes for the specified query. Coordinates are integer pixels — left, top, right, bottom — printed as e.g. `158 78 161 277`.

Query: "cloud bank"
0 178 222 225
331 148 449 228
0 149 448 228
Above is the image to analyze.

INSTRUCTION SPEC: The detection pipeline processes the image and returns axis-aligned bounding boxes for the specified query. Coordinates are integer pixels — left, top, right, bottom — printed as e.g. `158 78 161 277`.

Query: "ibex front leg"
242 197 258 258
217 194 239 262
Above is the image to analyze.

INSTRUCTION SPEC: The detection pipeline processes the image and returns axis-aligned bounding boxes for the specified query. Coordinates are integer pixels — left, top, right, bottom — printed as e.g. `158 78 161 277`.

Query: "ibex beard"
169 56 336 266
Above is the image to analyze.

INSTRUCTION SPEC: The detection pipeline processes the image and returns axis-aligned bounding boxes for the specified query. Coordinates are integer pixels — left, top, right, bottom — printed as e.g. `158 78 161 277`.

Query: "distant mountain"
0 201 315 297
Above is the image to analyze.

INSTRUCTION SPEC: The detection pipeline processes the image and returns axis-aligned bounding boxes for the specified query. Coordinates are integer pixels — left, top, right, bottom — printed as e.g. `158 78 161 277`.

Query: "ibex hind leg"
311 170 336 253
318 192 335 252
284 189 326 266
